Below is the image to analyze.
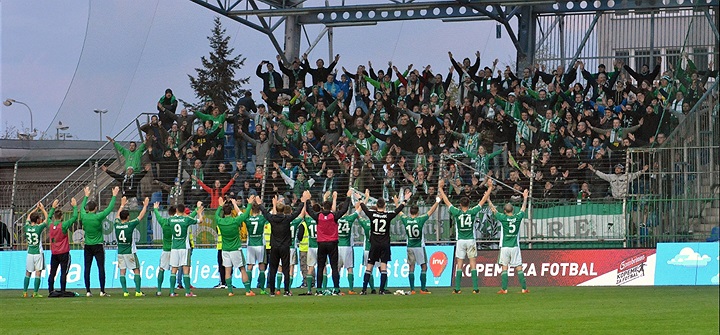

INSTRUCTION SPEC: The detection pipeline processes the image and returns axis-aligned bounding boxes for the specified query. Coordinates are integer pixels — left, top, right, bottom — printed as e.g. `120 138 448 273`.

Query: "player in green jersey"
23 202 49 298
216 196 254 297
153 203 177 296
438 179 491 294
81 185 119 297
337 206 359 294
237 199 269 294
153 201 204 297
487 180 529 294
398 191 441 294
301 203 320 295
114 197 149 297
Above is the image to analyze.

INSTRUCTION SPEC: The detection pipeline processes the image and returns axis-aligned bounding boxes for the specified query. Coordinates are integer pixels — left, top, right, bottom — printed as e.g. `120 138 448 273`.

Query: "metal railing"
626 79 720 247
3 113 157 250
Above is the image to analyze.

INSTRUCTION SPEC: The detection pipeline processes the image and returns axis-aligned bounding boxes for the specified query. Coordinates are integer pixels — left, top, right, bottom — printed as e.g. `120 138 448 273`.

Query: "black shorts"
367 244 391 264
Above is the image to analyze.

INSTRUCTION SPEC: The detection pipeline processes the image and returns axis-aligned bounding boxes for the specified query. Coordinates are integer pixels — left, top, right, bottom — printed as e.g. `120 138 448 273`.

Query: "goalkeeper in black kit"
357 189 405 295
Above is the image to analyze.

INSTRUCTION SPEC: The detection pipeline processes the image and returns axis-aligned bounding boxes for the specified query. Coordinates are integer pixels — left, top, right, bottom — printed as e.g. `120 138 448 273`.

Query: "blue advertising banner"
0 246 454 290
654 242 719 286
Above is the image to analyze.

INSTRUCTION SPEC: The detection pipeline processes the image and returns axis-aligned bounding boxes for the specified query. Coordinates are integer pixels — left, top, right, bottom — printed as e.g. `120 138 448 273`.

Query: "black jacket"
259 203 304 249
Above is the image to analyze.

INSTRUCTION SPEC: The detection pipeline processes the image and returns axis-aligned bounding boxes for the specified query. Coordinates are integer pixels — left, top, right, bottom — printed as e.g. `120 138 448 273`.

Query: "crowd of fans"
109 52 716 209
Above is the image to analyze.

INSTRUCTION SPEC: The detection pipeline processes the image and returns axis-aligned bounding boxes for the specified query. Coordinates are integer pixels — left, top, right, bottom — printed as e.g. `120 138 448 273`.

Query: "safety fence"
3 85 719 251
626 79 720 247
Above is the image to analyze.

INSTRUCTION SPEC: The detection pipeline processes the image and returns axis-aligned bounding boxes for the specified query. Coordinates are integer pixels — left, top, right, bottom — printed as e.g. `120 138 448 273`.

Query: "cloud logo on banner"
0 276 6 283
712 274 719 285
667 247 711 267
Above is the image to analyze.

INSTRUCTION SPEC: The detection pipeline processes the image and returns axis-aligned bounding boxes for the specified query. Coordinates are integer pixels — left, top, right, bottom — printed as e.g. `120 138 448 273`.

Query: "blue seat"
707 227 720 242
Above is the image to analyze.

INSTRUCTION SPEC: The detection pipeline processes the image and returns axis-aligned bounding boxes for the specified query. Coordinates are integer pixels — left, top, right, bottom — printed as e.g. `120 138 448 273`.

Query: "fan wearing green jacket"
457 142 505 177
106 136 146 172
194 105 227 140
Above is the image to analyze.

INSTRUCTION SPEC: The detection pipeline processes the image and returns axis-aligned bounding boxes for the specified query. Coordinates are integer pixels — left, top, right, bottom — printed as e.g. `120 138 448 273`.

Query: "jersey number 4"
372 218 387 234
118 230 127 243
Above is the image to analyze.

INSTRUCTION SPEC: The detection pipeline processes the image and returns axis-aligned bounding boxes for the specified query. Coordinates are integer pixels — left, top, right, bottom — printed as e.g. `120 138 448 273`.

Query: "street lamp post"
56 121 69 140
3 98 36 139
93 109 108 140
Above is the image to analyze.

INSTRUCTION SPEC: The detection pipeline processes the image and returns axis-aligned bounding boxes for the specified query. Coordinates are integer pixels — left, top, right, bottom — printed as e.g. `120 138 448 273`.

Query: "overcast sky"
1 0 515 140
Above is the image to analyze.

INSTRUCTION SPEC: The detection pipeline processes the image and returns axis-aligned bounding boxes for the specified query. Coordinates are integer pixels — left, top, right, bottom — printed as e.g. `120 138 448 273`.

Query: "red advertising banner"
457 249 656 287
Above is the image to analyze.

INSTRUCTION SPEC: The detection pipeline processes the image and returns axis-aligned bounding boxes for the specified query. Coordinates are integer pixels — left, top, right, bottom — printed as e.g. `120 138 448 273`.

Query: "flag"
508 151 521 171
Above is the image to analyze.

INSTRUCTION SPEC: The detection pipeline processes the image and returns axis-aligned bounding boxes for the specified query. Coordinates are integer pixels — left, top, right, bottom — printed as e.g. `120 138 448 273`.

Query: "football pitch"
1 286 717 334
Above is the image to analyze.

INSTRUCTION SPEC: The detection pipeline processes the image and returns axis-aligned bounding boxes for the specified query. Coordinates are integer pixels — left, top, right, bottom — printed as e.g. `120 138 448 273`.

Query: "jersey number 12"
372 219 387 234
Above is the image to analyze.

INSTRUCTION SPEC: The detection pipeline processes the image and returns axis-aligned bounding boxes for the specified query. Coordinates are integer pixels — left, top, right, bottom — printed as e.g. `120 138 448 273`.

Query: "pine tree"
188 17 249 111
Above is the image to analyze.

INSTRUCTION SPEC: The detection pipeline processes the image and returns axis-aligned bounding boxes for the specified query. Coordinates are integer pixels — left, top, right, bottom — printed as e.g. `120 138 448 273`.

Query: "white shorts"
222 250 246 268
498 247 522 267
307 247 318 267
407 247 426 265
159 251 170 270
247 246 266 265
170 249 190 267
338 246 354 269
118 254 138 270
26 253 44 272
455 240 477 260
289 248 298 266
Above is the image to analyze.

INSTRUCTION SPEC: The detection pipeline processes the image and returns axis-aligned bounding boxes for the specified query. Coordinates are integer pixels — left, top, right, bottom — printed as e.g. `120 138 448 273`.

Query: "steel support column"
283 12 302 62
516 6 536 71
559 14 565 68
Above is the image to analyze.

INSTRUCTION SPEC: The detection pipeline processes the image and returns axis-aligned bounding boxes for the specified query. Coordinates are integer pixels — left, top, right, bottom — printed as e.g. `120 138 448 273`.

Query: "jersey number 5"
507 220 517 234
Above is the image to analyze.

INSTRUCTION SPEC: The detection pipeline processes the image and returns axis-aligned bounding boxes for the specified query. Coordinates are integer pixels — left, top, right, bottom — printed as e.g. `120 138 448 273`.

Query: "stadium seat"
707 227 719 242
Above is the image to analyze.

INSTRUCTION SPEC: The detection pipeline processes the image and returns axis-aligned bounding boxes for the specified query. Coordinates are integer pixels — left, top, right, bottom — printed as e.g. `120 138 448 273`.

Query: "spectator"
157 88 178 130
107 136 147 172
587 163 649 199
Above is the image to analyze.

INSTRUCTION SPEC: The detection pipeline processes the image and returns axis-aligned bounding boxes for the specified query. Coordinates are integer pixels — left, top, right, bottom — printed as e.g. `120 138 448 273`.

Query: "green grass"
2 286 718 334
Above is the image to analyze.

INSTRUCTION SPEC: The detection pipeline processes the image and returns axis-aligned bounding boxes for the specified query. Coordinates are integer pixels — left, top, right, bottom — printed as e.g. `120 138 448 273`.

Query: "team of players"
21 180 529 297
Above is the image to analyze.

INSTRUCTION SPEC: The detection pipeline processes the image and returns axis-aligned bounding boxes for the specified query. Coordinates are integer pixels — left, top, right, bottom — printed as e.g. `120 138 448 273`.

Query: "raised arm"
117 196 128 217
487 198 498 214
331 191 338 213
438 180 452 207
520 189 529 213
426 196 441 216
99 187 120 218
303 190 320 221
37 202 48 223
137 197 150 220
63 198 79 231
335 190 353 218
